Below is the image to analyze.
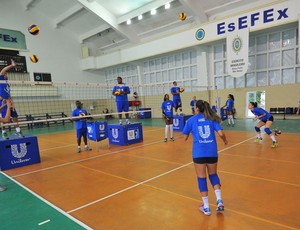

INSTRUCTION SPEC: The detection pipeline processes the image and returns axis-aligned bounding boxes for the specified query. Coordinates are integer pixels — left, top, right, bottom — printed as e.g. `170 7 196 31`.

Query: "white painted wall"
0 0 104 83
81 0 299 70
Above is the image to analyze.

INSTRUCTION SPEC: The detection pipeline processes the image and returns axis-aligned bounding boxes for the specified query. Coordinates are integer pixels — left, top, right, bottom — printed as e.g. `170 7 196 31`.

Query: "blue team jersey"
190 100 197 107
112 84 130 102
226 98 234 111
161 100 175 118
251 107 272 121
171 87 181 100
0 75 10 99
72 108 88 129
182 114 222 158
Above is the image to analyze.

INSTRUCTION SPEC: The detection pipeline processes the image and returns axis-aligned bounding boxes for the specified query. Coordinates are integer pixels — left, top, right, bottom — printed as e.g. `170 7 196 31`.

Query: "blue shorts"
116 101 129 113
193 157 218 164
1 105 18 118
173 99 182 109
76 128 87 139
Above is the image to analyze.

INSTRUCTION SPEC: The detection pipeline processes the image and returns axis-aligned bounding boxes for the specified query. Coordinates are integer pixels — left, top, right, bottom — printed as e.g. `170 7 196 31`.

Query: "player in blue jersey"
190 96 197 115
72 100 92 153
161 94 176 142
183 100 228 216
0 59 24 139
222 94 235 126
0 99 12 123
171 81 183 115
248 102 278 148
0 99 12 191
112 76 130 125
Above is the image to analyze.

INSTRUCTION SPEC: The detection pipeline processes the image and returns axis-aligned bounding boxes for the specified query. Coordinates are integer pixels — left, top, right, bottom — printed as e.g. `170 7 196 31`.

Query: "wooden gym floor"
0 119 300 230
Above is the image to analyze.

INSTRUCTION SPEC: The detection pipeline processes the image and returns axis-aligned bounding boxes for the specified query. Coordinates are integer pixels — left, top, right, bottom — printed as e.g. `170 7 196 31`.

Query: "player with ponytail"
248 102 278 148
183 100 228 216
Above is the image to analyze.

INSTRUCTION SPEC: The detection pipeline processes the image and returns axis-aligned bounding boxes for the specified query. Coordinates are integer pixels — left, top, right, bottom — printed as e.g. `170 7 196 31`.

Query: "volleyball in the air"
179 87 184 93
30 55 39 63
179 12 187 21
28 24 40 35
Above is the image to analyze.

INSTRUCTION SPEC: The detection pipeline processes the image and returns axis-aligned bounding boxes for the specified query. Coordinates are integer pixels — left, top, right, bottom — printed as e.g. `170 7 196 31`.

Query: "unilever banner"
226 29 249 78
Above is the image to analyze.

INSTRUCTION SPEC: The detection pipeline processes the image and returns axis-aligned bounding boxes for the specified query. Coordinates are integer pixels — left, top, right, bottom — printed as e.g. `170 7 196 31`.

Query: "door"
246 91 266 117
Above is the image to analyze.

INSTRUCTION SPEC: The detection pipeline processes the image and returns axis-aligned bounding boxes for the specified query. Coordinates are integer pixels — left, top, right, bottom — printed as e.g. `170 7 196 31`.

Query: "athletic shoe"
15 131 25 137
216 199 224 211
0 186 7 192
77 148 81 153
126 120 131 125
231 124 235 127
199 205 211 216
163 138 167 142
170 137 175 142
254 137 263 142
271 141 278 148
2 132 9 139
119 121 123 125
85 146 92 151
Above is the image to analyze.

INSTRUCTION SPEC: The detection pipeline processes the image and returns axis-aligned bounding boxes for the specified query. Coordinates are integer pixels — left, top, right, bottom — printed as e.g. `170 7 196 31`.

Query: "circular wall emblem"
195 28 205 41
232 36 242 53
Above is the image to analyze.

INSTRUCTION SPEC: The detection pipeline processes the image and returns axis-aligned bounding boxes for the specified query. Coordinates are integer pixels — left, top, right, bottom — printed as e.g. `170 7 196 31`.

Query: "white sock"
119 119 122 124
230 115 234 124
2 130 6 134
78 146 81 149
202 196 209 209
270 135 276 142
165 125 169 138
170 124 173 138
215 189 222 201
85 145 88 148
257 133 262 138
16 127 21 133
227 117 231 124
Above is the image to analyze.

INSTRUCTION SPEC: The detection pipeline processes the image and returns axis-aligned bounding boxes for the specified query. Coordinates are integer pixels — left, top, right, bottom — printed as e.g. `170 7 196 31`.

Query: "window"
212 27 299 89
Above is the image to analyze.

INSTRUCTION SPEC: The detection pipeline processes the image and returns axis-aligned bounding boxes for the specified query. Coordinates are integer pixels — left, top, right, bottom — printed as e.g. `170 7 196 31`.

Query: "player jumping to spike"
0 59 24 139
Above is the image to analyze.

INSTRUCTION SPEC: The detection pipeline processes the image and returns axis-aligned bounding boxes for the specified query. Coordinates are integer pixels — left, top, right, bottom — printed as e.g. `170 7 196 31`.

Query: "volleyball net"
0 80 211 128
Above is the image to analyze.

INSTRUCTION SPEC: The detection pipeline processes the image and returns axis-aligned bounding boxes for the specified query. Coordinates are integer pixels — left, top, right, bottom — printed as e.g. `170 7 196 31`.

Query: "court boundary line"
64 135 300 229
42 147 297 230
0 171 92 230
13 132 300 188
67 136 254 213
139 181 300 230
39 127 163 152
12 137 175 178
120 151 300 187
14 131 300 186
6 133 299 229
219 170 300 187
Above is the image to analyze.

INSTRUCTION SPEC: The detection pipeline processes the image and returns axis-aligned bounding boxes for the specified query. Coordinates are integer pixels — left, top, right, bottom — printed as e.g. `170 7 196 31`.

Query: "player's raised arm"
0 59 16 76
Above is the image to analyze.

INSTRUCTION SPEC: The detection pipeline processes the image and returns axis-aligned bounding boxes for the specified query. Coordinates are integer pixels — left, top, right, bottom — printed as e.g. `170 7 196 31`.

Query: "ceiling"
24 0 282 55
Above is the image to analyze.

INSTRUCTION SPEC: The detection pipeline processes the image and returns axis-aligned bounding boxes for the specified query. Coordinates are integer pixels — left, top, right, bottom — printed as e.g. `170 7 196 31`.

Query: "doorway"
246 91 266 117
